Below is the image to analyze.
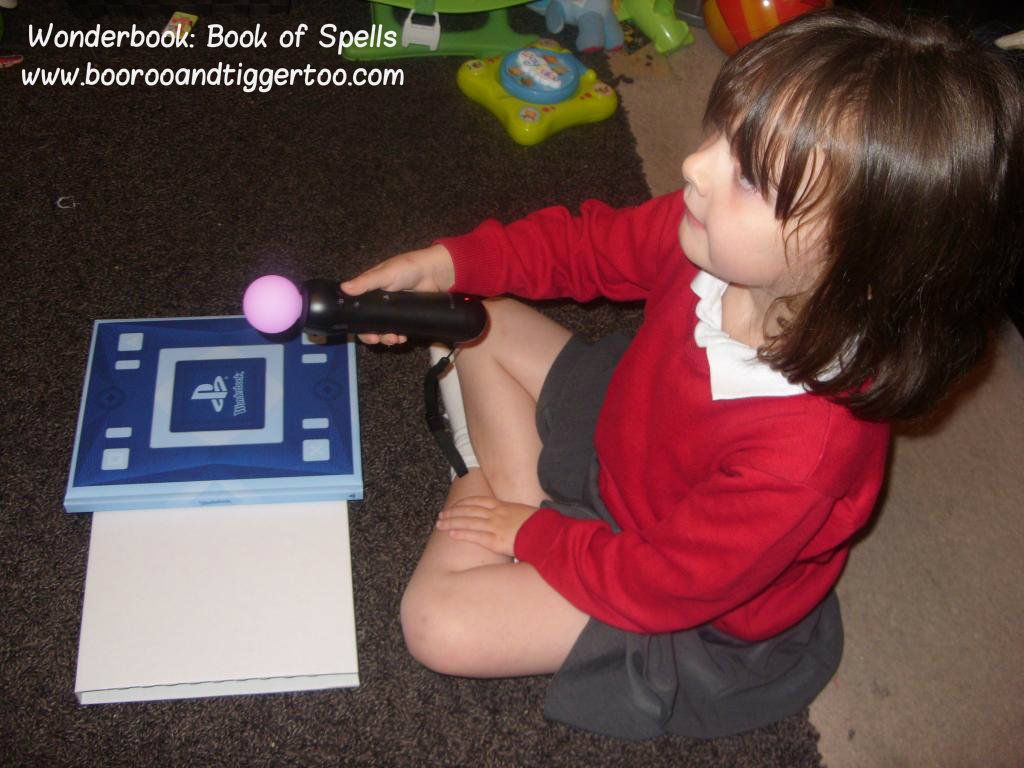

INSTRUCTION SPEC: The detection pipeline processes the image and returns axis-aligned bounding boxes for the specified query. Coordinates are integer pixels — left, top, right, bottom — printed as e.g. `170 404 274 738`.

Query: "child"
341 8 1023 739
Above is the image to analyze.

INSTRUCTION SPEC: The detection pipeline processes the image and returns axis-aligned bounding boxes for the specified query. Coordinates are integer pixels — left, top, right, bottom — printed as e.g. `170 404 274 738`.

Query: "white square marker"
302 439 331 462
117 333 144 352
101 448 130 471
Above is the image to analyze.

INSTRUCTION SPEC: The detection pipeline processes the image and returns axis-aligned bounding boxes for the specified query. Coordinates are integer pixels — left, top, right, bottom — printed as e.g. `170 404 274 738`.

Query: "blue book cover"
64 317 363 513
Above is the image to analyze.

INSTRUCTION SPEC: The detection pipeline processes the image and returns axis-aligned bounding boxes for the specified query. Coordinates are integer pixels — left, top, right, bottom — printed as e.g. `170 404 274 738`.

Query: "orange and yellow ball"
703 0 833 56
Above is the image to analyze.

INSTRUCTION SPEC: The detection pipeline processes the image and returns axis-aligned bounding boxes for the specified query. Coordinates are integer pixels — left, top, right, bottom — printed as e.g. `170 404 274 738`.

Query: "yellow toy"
457 40 618 146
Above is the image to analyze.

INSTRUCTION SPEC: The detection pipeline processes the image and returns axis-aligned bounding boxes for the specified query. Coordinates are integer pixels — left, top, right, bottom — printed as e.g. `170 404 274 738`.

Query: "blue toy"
498 45 585 104
528 0 624 53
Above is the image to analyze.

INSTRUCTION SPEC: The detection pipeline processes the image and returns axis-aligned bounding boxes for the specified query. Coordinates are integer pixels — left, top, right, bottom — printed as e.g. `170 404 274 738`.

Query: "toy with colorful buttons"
457 40 618 146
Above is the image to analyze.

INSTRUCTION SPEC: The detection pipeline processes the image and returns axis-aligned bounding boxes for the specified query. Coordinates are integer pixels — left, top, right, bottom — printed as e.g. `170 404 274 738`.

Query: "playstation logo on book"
191 376 229 413
170 359 265 433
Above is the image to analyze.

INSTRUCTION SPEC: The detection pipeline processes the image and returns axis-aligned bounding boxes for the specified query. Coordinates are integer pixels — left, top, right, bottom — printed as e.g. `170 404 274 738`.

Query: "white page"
75 501 358 703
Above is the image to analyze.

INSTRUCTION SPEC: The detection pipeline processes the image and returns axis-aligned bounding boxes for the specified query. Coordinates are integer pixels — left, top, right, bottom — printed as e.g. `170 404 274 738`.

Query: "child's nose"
681 152 706 196
682 134 720 196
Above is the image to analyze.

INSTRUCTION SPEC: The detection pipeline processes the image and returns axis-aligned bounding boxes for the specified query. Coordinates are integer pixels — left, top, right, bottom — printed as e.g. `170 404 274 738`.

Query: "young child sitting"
341 7 1023 739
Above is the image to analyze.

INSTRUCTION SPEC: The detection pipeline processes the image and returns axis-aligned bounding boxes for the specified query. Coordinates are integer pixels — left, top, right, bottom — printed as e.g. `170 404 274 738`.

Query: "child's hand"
341 244 456 346
435 495 537 558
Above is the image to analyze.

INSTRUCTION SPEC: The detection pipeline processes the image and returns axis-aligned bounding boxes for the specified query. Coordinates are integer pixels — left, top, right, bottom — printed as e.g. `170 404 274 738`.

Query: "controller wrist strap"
424 346 469 478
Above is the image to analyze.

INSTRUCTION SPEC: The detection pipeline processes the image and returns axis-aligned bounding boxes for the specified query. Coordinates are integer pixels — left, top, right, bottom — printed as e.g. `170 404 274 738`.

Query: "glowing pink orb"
243 275 303 334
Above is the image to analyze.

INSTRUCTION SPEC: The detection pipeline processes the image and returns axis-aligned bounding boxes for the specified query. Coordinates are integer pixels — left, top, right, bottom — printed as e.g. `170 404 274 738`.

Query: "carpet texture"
1 2 824 764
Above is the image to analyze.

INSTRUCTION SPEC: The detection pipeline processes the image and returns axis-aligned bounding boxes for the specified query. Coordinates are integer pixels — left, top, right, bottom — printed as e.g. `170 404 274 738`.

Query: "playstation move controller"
243 275 487 344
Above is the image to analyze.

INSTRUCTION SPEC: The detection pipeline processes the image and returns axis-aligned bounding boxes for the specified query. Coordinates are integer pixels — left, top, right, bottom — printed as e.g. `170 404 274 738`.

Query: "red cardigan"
439 192 890 641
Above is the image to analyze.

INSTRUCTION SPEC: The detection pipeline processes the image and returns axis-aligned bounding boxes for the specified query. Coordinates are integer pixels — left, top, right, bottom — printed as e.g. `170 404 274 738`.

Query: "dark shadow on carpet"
0 2 823 764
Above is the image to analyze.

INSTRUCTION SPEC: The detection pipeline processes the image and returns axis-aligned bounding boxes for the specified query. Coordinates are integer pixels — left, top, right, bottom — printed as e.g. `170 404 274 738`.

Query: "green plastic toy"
616 0 694 54
457 39 618 146
343 0 538 61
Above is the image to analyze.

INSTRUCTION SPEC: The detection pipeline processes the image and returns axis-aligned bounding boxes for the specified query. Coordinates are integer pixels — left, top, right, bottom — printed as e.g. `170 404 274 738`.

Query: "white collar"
691 271 807 401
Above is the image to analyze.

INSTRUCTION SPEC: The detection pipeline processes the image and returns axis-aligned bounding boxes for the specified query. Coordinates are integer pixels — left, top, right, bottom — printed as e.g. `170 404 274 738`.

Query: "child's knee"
399 581 477 675
463 296 569 378
476 297 533 344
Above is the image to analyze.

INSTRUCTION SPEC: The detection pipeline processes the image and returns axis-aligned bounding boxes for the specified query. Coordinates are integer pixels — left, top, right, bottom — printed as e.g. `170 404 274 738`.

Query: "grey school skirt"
535 334 843 740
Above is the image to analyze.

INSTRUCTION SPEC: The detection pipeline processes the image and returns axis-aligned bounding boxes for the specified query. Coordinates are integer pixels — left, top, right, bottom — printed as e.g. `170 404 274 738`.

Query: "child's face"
679 133 822 298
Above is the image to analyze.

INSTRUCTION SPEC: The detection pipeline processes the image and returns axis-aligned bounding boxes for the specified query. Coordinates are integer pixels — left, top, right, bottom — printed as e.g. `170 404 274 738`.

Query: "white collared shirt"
691 271 807 401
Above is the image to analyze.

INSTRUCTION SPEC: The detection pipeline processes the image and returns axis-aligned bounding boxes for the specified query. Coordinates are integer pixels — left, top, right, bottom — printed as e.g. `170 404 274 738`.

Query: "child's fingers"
437 513 504 542
445 528 499 550
437 505 492 523
354 332 407 346
342 254 430 296
340 266 391 296
439 519 512 557
340 261 404 294
436 515 493 533
438 496 501 519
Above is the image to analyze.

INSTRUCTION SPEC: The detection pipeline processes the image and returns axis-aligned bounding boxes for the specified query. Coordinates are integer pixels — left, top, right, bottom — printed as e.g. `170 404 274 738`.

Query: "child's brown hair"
704 8 1024 421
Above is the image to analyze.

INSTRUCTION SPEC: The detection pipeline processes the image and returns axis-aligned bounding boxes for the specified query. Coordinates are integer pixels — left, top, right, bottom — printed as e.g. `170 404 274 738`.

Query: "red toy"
703 0 832 56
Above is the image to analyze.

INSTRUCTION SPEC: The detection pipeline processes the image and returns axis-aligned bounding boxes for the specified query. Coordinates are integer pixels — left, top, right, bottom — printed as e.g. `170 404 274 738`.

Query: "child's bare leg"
402 472 589 676
456 297 572 505
401 299 588 676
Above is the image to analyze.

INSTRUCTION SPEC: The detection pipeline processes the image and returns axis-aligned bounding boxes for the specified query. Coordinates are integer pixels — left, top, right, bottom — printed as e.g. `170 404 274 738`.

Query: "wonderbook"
64 316 362 513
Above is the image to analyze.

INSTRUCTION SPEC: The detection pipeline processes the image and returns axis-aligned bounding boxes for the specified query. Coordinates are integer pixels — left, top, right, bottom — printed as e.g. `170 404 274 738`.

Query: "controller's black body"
300 279 487 344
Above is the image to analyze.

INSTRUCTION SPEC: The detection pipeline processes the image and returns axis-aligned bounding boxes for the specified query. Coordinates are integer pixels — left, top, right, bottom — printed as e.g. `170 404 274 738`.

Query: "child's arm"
514 467 842 636
340 192 684 338
439 193 685 303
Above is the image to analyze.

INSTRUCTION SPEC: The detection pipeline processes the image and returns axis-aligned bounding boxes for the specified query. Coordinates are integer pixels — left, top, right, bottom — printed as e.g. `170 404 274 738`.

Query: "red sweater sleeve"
514 465 837 635
437 193 684 302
